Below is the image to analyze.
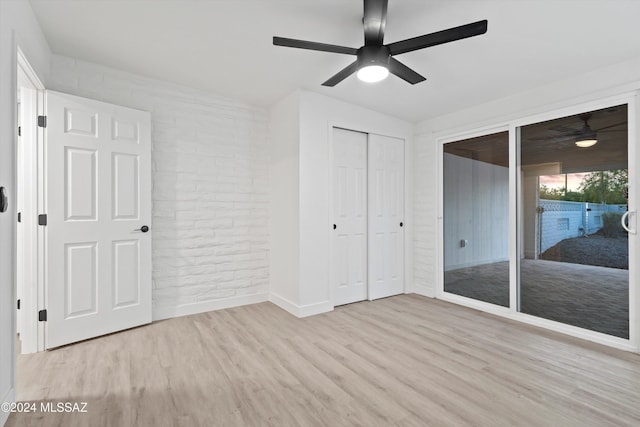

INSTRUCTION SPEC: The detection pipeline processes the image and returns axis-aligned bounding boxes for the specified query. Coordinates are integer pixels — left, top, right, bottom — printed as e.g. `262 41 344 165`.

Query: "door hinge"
37 115 47 128
17 299 21 310
18 126 21 137
38 309 47 322
38 214 47 226
17 212 21 223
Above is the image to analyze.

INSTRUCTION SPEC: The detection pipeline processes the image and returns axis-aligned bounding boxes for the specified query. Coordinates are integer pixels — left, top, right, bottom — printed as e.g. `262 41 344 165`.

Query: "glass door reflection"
443 131 510 307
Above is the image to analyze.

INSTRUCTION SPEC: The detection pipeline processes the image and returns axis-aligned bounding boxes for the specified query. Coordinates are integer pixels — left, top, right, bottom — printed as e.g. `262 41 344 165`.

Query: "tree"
578 169 628 204
562 190 584 202
539 184 565 200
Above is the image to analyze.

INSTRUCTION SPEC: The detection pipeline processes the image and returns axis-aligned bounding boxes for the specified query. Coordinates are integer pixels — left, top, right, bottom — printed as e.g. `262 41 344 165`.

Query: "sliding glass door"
518 105 629 338
440 101 635 345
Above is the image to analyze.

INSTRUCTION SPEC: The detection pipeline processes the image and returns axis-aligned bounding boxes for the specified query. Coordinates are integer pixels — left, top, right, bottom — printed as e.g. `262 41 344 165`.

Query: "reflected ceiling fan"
273 0 488 86
537 114 627 148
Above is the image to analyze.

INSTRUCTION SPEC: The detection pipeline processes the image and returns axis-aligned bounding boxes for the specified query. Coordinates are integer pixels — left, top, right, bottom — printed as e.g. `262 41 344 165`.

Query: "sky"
539 173 588 191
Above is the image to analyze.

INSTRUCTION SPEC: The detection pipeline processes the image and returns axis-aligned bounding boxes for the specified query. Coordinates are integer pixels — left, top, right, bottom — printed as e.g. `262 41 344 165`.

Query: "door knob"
135 225 150 233
400 222 403 227
0 187 7 213
333 224 337 230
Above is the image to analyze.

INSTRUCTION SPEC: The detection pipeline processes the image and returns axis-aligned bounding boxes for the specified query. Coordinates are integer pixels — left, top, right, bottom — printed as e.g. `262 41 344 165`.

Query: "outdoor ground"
540 231 629 270
444 260 629 338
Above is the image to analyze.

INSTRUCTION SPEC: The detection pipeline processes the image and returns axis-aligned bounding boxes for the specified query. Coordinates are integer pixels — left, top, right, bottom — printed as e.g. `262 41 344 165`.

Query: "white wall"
49 55 271 320
0 0 51 423
443 153 509 271
414 54 640 296
298 91 414 311
268 91 300 310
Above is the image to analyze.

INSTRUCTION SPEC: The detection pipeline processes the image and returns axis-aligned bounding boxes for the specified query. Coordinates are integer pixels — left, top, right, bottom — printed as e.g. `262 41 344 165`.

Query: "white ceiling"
29 0 640 123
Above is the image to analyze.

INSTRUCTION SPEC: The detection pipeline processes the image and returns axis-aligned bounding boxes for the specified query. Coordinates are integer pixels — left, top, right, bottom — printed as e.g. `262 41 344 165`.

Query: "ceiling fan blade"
388 58 426 84
322 61 359 86
549 125 581 134
596 122 627 131
363 0 388 46
273 37 358 55
387 20 488 55
527 135 575 143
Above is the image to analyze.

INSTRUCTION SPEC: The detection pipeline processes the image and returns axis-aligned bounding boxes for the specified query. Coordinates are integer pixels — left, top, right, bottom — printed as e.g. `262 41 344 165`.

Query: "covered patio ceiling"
444 104 628 173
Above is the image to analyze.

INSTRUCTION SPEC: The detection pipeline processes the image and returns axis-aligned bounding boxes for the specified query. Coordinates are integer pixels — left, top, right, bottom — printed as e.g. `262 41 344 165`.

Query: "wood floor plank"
7 295 640 426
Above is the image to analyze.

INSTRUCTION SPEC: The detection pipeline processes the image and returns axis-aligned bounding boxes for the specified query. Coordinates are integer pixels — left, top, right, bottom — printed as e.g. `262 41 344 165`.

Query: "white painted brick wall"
49 55 270 319
413 133 438 296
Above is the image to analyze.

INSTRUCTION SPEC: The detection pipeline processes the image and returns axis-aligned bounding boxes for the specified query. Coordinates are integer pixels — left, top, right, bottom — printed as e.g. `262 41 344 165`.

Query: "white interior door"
331 128 368 306
45 91 152 349
368 134 405 300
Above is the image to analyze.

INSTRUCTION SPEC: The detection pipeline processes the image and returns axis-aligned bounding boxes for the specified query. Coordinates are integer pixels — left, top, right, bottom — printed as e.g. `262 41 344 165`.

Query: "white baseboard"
153 293 269 321
268 293 298 315
269 293 333 318
298 300 333 317
413 283 435 298
1 387 15 426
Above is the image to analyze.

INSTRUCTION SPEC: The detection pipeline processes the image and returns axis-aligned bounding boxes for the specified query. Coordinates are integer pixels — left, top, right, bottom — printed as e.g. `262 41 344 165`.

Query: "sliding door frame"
436 92 639 352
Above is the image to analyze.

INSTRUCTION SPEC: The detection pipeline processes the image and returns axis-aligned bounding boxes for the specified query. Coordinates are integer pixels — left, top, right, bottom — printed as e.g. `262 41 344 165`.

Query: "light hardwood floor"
7 294 640 426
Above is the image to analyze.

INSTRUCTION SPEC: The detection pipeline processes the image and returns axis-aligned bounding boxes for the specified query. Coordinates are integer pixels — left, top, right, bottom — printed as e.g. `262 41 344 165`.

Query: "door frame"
16 48 46 353
436 92 639 352
328 124 411 308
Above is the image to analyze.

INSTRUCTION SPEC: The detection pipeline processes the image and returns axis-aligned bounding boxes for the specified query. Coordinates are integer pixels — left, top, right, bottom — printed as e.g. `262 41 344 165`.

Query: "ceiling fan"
273 0 488 86
536 114 627 148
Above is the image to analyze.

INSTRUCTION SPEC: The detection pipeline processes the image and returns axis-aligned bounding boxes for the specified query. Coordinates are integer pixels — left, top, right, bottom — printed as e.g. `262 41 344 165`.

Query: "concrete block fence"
539 199 627 253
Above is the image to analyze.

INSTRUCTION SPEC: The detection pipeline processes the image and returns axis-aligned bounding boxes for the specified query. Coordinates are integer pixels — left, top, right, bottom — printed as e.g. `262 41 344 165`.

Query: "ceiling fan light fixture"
357 65 389 83
575 116 598 147
575 137 597 148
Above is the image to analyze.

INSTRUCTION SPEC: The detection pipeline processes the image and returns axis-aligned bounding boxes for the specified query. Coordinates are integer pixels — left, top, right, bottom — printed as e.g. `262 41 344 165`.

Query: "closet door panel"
369 134 405 300
331 128 368 305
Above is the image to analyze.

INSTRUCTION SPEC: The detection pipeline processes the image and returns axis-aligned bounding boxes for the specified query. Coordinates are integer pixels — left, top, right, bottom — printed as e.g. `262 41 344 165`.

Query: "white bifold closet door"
331 128 404 306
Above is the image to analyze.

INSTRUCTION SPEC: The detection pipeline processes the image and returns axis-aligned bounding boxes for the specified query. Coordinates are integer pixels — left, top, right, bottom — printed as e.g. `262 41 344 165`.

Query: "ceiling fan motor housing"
357 45 391 68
